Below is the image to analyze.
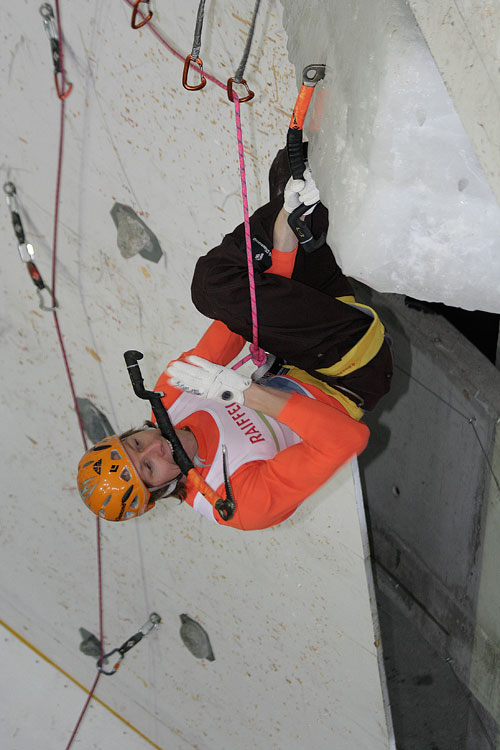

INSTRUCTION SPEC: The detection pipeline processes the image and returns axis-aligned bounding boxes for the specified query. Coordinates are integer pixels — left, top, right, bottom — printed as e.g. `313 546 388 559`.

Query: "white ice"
282 0 500 312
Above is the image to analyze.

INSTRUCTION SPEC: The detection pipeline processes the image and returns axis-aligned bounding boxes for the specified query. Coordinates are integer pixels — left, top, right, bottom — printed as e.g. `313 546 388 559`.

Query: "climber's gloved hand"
283 177 305 213
299 166 320 211
283 167 320 216
166 355 252 405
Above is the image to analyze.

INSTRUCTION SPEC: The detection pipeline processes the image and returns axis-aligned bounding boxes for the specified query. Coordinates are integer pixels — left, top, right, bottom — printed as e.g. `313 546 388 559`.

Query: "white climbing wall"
0 1 391 748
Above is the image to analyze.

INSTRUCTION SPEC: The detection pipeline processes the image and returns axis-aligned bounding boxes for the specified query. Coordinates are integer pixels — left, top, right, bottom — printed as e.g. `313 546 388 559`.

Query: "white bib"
168 393 301 522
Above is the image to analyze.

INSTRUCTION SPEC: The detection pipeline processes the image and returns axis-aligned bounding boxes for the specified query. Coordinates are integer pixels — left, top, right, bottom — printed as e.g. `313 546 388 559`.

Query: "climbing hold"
179 614 215 661
110 203 162 263
76 397 114 444
79 627 104 660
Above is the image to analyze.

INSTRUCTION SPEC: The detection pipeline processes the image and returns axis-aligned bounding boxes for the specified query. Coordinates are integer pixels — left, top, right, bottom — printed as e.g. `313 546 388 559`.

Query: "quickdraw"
97 613 161 675
131 0 153 29
286 64 326 252
226 0 261 103
124 350 236 521
39 3 73 100
3 182 57 311
182 0 207 91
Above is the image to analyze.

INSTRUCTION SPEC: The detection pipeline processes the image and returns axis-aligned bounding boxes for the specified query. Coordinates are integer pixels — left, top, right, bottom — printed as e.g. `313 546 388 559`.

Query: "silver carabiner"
139 612 162 637
37 286 58 312
39 3 58 40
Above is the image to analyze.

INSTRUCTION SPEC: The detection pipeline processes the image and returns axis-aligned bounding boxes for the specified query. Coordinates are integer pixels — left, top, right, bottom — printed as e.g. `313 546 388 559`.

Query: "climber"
77 150 392 530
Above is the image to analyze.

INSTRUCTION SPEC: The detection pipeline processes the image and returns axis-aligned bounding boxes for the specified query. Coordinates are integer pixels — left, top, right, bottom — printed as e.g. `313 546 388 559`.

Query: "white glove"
166 355 252 405
283 167 320 215
283 177 305 213
300 166 320 208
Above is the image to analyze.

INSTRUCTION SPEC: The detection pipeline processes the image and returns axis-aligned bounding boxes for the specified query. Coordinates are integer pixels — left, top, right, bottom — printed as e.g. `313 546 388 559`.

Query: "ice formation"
282 0 500 312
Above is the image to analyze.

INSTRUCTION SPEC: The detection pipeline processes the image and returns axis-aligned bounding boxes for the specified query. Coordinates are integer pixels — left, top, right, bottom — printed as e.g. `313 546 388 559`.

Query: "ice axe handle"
125 350 149 398
287 128 306 181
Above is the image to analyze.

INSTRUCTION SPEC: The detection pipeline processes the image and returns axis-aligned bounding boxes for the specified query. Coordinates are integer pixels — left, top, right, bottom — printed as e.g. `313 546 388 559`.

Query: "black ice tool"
286 64 326 252
124 350 235 521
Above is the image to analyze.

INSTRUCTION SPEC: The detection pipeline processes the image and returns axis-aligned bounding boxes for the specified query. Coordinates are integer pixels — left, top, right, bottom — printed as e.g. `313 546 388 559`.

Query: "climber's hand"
299 166 320 211
283 177 305 213
284 167 320 216
166 355 252 405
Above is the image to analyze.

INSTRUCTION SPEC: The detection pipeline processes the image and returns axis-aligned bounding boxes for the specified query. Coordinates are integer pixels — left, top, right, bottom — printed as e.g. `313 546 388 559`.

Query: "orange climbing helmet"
77 435 153 521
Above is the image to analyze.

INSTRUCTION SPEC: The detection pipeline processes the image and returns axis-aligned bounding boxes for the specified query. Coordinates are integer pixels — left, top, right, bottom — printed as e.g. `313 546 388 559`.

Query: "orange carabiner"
131 0 153 29
227 77 254 103
55 72 73 100
182 55 207 91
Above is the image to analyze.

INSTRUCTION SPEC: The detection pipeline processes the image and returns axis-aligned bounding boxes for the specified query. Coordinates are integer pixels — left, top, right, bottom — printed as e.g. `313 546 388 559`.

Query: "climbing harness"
39 3 72 99
286 64 326 251
226 0 261 103
3 182 57 311
124 350 236 521
131 0 153 29
97 613 161 675
182 0 207 91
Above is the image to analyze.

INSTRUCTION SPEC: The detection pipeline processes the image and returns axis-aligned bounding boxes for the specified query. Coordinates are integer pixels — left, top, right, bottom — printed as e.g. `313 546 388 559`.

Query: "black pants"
191 154 393 410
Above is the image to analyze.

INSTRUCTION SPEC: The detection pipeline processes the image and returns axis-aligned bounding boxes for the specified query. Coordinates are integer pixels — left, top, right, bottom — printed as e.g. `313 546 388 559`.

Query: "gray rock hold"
110 203 162 263
76 397 114 444
79 627 104 660
179 614 215 661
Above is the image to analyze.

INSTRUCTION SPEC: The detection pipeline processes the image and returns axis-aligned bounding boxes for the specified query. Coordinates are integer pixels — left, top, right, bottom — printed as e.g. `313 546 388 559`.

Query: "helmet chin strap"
157 473 182 498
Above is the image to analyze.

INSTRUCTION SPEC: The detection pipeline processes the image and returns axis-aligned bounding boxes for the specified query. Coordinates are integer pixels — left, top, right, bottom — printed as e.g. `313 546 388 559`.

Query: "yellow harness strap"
281 365 364 421
316 296 385 378
278 297 385 421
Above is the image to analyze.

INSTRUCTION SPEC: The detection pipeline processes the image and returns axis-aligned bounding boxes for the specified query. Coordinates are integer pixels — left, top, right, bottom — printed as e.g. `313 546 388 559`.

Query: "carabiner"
26 262 58 310
40 3 72 100
54 72 73 100
96 613 161 676
39 3 57 38
131 0 153 29
4 182 59 309
97 647 123 676
140 612 162 636
227 77 254 103
37 286 58 312
182 55 207 91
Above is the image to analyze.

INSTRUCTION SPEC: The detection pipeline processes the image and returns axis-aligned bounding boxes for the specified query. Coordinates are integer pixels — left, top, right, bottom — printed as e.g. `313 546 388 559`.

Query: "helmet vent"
123 511 136 520
121 486 134 503
130 495 139 509
110 450 122 460
120 467 132 482
101 494 112 507
81 460 94 469
93 443 112 451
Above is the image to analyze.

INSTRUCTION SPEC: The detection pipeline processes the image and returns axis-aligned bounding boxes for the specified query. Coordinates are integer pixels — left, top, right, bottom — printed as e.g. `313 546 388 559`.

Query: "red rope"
57 4 265 741
48 3 105 747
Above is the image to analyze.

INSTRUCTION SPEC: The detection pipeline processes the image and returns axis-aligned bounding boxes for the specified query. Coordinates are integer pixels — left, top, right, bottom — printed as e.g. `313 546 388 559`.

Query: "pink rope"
122 0 266 369
232 94 266 366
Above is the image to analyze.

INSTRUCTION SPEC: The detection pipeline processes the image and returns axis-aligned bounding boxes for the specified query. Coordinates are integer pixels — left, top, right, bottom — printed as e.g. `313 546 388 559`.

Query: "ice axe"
124 350 235 521
286 64 326 252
